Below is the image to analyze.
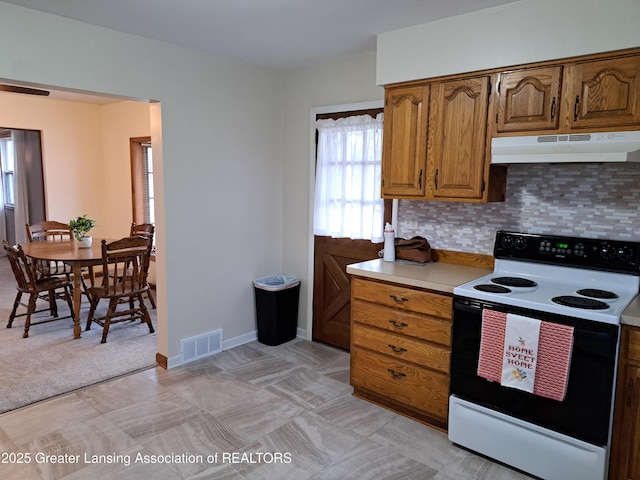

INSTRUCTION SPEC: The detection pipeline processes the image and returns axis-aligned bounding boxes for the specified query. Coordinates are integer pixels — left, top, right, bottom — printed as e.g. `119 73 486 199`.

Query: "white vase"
78 236 93 248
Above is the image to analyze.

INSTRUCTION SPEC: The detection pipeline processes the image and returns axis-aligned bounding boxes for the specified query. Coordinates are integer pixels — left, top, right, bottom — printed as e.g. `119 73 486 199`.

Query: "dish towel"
477 309 575 401
500 313 541 393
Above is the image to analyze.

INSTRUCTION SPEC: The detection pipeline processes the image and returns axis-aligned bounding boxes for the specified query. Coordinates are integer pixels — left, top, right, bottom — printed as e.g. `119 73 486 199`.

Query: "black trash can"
253 275 300 346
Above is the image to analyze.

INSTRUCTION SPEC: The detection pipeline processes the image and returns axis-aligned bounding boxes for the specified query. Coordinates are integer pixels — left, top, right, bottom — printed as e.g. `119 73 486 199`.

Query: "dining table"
21 239 105 339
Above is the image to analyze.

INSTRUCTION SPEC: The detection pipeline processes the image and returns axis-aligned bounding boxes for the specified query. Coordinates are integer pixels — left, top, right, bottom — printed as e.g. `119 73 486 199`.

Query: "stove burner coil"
576 288 619 300
474 284 511 294
552 295 609 310
491 276 537 288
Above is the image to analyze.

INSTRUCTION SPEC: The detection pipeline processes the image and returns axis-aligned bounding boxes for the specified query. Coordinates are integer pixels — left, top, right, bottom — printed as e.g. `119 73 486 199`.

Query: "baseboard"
222 331 257 350
163 327 308 369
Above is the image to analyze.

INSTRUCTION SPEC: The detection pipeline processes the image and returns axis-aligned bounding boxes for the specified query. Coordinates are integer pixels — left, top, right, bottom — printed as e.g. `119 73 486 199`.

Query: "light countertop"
346 258 491 294
347 258 640 327
622 296 640 327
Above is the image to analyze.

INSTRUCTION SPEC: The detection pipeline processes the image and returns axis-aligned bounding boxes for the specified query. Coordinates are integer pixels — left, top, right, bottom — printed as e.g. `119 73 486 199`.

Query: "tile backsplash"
397 163 640 255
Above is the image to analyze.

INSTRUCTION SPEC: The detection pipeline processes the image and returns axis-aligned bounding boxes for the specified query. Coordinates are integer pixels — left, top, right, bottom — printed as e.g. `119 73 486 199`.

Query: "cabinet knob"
388 320 409 329
389 295 409 304
387 368 407 379
388 344 408 354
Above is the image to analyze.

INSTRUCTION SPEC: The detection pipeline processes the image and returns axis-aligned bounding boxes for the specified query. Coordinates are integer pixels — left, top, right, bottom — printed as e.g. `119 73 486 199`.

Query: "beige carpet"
0 255 157 414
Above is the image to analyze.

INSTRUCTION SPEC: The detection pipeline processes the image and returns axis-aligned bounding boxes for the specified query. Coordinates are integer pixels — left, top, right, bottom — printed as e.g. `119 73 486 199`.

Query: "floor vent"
180 329 223 364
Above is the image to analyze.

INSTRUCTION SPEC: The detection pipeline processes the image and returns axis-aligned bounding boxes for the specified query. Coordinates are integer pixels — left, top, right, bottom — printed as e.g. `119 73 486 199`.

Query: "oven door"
450 295 619 446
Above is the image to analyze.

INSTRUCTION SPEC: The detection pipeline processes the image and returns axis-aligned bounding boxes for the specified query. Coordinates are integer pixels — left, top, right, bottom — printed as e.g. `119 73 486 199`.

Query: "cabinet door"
496 66 562 132
568 54 640 129
617 365 640 480
427 76 490 200
381 85 429 198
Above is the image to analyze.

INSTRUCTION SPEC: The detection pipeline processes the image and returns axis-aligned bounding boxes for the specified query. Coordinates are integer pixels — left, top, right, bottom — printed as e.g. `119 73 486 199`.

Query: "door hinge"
434 169 439 190
481 179 486 192
488 82 492 96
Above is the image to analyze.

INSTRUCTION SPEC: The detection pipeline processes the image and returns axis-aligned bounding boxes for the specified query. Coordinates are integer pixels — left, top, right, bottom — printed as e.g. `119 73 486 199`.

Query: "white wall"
0 92 104 230
377 0 640 85
0 2 283 362
100 101 152 236
281 52 383 335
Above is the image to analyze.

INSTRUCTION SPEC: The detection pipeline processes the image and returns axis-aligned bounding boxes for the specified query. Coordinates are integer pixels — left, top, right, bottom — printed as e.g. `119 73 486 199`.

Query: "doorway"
0 128 45 244
0 83 164 411
310 103 390 350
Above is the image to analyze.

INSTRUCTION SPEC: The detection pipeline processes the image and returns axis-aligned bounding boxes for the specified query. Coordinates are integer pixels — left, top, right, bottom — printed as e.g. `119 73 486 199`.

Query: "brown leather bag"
394 236 432 263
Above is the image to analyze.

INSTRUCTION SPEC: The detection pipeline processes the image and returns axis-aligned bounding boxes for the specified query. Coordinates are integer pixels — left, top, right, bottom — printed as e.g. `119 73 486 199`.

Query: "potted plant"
69 215 96 248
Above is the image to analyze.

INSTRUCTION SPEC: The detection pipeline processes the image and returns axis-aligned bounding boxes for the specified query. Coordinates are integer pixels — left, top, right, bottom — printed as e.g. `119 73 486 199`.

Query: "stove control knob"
616 246 633 263
600 242 614 260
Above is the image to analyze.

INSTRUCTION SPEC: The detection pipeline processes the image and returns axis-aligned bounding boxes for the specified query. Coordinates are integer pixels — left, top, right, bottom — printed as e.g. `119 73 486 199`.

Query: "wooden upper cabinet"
567 54 640 130
381 85 429 198
495 66 562 132
426 76 490 200
379 48 638 203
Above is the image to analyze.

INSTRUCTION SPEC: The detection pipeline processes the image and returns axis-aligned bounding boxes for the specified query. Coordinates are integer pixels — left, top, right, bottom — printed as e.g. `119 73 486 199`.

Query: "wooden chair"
27 220 98 293
84 236 155 343
26 221 74 279
26 220 72 242
129 222 156 309
3 240 75 338
130 222 155 239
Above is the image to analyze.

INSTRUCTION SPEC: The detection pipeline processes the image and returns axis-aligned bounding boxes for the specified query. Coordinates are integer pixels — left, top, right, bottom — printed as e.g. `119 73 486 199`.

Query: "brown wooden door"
567 54 640 130
312 236 382 350
381 84 429 198
312 108 387 350
495 66 562 132
426 76 490 200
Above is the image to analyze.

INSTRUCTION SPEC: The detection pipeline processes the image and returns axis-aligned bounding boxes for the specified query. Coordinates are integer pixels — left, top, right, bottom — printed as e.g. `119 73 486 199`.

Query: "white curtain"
313 113 384 242
11 130 30 245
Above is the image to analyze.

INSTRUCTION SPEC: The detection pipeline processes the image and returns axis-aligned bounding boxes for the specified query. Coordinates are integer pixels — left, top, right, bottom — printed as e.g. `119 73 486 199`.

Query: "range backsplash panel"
397 164 640 255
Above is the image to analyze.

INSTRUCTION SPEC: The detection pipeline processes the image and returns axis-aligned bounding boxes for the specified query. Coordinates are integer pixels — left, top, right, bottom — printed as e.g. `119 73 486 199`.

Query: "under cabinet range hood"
491 131 640 164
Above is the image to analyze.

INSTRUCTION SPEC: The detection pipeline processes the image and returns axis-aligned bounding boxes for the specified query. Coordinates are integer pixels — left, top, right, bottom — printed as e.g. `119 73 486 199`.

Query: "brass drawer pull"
388 320 409 328
387 368 406 379
389 295 409 304
388 344 407 354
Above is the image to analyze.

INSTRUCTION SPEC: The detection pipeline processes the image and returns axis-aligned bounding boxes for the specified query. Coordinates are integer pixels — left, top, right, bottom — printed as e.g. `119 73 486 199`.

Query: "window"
313 113 384 242
130 136 154 225
0 131 14 207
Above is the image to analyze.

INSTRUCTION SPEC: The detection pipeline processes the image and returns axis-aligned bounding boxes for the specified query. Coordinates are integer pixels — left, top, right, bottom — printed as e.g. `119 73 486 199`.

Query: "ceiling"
3 0 518 70
1 0 519 103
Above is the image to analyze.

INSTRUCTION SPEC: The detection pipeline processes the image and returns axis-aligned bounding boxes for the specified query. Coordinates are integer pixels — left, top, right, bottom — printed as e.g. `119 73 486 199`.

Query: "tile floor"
0 339 532 479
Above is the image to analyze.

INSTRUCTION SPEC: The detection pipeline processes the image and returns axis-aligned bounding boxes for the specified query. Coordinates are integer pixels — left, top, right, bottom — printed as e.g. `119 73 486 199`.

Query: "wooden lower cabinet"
350 277 452 429
610 326 640 480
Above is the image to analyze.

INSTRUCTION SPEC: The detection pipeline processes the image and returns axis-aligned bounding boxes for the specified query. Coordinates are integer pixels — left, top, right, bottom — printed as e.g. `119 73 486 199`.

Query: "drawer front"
352 299 451 346
350 347 449 421
352 277 452 318
628 327 640 362
352 323 450 374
